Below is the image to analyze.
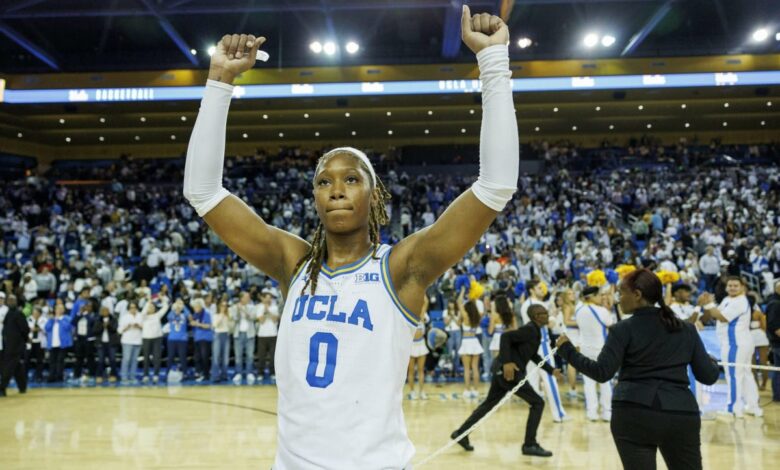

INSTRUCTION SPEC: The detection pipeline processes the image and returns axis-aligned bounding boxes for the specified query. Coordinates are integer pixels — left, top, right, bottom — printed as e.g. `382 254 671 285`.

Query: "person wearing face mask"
556 269 719 470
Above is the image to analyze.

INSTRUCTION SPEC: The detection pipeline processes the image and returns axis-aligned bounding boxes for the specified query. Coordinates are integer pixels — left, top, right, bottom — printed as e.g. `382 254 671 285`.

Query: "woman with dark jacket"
556 269 719 470
92 306 120 383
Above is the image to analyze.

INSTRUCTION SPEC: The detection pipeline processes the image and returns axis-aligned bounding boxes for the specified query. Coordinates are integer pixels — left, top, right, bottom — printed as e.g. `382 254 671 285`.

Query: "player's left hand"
461 5 509 54
555 334 570 348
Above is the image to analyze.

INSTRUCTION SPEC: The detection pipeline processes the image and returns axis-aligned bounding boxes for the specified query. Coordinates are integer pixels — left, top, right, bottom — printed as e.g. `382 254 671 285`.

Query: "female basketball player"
457 291 485 399
183 5 516 468
488 295 516 358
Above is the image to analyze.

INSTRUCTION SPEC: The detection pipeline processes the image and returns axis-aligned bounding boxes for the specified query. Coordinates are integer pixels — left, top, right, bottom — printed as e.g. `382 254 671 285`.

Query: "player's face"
314 153 373 234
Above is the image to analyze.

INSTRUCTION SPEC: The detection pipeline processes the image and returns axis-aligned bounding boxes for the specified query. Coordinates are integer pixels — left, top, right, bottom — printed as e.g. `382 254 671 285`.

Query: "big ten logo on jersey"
291 295 374 331
355 272 380 284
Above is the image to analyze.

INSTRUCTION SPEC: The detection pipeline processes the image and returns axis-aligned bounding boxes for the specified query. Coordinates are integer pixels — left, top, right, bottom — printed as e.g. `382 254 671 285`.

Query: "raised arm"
183 33 309 292
389 7 517 311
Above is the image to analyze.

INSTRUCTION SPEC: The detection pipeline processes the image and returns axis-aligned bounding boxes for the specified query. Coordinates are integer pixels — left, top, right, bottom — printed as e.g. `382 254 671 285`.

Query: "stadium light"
601 35 616 47
323 41 337 55
310 41 323 54
583 33 599 48
517 37 532 49
345 41 360 54
17 132 22 138
776 32 780 41
207 46 216 56
752 28 769 42
190 49 197 55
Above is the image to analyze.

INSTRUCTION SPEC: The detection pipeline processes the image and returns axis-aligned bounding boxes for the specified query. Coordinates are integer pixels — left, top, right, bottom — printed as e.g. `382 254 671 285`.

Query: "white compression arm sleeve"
183 80 234 217
470 44 519 212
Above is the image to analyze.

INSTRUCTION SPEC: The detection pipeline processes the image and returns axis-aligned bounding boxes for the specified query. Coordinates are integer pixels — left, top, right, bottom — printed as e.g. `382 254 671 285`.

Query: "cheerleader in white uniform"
458 291 484 399
408 306 430 400
748 294 769 390
557 289 580 399
489 295 517 358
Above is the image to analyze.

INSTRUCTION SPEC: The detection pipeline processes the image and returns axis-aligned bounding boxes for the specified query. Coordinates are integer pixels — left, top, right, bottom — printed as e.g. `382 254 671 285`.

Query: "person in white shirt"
211 298 232 382
119 301 144 384
700 276 763 418
667 284 707 413
698 246 720 291
25 307 47 382
22 273 38 302
256 289 280 380
230 291 257 384
575 286 613 422
140 295 169 384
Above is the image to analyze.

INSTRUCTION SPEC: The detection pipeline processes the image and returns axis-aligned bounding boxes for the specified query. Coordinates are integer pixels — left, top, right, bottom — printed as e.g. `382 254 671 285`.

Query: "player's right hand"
210 34 266 79
503 362 520 381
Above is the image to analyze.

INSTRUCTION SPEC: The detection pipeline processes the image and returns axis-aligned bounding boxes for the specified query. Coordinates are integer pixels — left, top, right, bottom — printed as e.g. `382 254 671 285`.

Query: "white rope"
718 362 780 372
414 347 558 468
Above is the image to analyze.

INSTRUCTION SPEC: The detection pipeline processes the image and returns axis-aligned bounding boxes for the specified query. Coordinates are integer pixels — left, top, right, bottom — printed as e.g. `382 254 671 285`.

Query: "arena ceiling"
1 0 779 73
0 0 778 153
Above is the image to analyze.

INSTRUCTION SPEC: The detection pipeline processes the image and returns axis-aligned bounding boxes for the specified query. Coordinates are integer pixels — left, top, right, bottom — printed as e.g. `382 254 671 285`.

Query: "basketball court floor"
1 382 777 469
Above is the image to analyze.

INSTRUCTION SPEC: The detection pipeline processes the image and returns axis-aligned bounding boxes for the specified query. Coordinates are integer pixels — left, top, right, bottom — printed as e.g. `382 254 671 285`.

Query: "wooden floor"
0 382 777 469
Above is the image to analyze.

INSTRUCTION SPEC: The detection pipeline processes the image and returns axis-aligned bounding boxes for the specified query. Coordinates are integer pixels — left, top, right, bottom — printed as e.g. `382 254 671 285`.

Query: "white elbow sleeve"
470 44 519 212
183 80 234 217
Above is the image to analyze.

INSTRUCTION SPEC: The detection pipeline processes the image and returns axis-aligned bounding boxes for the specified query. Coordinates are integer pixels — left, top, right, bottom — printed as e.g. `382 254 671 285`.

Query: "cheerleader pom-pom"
468 280 485 300
586 270 608 287
656 270 680 285
615 264 636 279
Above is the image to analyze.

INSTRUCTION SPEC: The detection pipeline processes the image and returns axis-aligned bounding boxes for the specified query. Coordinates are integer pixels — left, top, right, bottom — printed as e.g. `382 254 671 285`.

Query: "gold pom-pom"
586 270 608 287
615 264 636 279
468 280 485 300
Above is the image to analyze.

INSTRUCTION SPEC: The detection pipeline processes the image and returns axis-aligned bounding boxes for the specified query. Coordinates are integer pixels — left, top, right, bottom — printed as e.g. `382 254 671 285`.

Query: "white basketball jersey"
274 244 418 470
715 295 752 346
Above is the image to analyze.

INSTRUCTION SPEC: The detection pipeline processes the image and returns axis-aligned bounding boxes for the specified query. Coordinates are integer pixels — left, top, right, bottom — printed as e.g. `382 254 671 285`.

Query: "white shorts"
751 329 769 347
458 337 484 356
410 339 428 358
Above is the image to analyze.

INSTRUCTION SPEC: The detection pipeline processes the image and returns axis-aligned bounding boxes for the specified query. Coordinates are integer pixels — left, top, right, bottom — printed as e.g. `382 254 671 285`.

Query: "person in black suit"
556 268 719 470
450 304 563 457
1 295 31 397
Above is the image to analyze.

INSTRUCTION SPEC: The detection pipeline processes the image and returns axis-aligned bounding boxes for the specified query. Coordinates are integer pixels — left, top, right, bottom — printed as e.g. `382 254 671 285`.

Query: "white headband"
322 146 377 186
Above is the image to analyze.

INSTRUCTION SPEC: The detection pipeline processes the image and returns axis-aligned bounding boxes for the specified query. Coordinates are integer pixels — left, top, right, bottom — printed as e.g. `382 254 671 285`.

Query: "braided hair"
294 150 391 296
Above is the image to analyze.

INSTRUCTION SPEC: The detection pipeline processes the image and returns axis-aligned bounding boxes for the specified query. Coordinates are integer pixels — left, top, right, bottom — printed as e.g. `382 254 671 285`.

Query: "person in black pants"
25 307 46 382
451 304 563 457
72 300 97 381
1 295 31 397
766 280 780 402
556 269 720 470
92 307 121 383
